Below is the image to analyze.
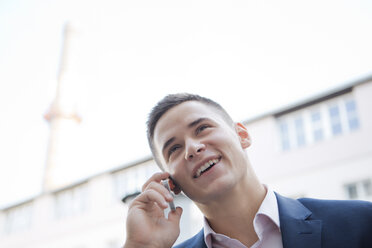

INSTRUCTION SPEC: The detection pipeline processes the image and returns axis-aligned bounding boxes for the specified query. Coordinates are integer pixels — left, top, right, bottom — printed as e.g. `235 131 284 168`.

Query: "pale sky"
0 0 371 208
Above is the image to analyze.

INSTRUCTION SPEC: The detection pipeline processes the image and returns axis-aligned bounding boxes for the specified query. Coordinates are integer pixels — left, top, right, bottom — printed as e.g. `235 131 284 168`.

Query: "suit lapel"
275 193 322 248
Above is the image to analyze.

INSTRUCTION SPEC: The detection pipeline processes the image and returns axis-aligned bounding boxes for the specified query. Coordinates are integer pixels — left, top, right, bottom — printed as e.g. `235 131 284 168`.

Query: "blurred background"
0 0 372 247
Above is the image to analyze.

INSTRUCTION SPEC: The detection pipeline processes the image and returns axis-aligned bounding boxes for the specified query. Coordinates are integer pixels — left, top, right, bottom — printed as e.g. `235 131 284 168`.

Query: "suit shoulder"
297 198 372 246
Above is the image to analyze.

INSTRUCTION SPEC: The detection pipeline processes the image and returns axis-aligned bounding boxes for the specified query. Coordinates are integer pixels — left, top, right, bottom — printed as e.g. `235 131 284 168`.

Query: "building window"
311 111 324 142
294 117 306 147
329 105 343 135
54 183 89 219
344 179 372 200
345 99 360 131
345 183 358 199
3 202 33 235
276 93 361 151
278 120 290 151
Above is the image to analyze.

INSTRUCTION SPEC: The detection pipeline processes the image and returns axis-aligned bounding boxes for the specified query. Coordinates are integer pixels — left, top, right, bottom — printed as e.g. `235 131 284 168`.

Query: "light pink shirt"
203 187 283 248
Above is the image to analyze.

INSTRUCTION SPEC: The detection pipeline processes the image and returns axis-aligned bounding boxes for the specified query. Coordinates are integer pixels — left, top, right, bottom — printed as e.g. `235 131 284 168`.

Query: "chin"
187 179 236 204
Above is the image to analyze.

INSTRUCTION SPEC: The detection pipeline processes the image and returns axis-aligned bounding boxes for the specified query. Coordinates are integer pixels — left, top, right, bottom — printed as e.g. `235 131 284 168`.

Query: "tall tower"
43 22 82 192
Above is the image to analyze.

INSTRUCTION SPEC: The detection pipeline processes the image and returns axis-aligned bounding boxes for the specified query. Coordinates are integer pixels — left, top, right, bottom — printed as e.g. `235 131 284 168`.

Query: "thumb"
168 207 183 226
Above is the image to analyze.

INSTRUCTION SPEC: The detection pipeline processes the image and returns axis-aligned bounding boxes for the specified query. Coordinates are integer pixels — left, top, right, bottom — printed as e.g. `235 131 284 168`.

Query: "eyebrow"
188 117 209 128
162 118 211 154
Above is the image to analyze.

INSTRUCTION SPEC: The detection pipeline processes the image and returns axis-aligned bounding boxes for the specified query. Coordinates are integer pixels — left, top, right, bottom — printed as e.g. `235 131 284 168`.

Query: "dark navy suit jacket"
174 193 372 248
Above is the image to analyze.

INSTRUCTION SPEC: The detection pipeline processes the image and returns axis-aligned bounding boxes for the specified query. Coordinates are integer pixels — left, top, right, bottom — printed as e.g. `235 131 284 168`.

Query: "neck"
196 174 266 247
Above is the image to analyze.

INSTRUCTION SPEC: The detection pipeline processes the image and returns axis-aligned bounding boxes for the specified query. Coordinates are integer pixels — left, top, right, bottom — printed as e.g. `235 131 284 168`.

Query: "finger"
134 189 169 209
142 172 170 192
145 181 174 201
168 207 183 226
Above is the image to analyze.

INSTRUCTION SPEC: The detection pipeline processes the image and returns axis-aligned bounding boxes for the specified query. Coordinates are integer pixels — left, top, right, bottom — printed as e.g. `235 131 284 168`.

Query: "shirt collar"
203 186 280 246
255 186 280 228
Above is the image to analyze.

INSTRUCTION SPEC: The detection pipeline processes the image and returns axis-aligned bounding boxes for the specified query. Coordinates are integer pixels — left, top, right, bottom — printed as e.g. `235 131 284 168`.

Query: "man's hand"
124 172 183 248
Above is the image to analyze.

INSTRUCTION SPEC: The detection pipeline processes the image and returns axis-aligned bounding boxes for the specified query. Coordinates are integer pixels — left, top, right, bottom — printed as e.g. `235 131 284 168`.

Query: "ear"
168 177 182 195
235 122 251 149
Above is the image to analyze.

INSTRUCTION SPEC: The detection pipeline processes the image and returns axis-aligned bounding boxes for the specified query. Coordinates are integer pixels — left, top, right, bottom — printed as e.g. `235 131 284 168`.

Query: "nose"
185 139 206 161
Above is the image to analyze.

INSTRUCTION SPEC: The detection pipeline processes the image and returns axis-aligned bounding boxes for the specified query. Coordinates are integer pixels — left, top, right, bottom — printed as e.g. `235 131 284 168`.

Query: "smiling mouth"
193 156 221 178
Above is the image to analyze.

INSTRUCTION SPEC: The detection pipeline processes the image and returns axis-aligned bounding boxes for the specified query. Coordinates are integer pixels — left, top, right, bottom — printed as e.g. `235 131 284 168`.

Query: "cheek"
210 130 240 148
167 159 184 177
170 163 190 187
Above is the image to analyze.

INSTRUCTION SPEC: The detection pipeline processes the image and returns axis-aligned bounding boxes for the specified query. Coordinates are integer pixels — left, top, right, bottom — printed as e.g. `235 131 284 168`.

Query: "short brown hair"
147 93 234 170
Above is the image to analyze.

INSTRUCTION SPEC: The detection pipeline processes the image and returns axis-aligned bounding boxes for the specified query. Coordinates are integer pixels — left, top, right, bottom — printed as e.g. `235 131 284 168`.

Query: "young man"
124 93 372 248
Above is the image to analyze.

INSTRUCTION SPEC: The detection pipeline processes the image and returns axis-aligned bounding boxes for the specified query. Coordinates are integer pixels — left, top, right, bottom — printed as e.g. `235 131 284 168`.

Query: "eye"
168 144 181 157
196 124 210 135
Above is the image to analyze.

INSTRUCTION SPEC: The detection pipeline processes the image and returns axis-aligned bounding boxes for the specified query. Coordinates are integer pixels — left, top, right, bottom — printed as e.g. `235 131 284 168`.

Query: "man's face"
153 101 250 204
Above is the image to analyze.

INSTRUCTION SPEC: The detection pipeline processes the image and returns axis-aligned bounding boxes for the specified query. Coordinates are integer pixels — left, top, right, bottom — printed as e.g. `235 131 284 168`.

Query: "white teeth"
195 158 220 178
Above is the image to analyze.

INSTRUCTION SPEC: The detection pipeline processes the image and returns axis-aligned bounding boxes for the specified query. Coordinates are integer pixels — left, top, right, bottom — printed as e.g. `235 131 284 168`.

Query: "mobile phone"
162 179 176 211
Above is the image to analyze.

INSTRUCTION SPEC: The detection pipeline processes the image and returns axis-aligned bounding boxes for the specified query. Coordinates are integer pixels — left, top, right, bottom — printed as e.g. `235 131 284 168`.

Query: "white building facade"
247 76 372 202
1 77 371 248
